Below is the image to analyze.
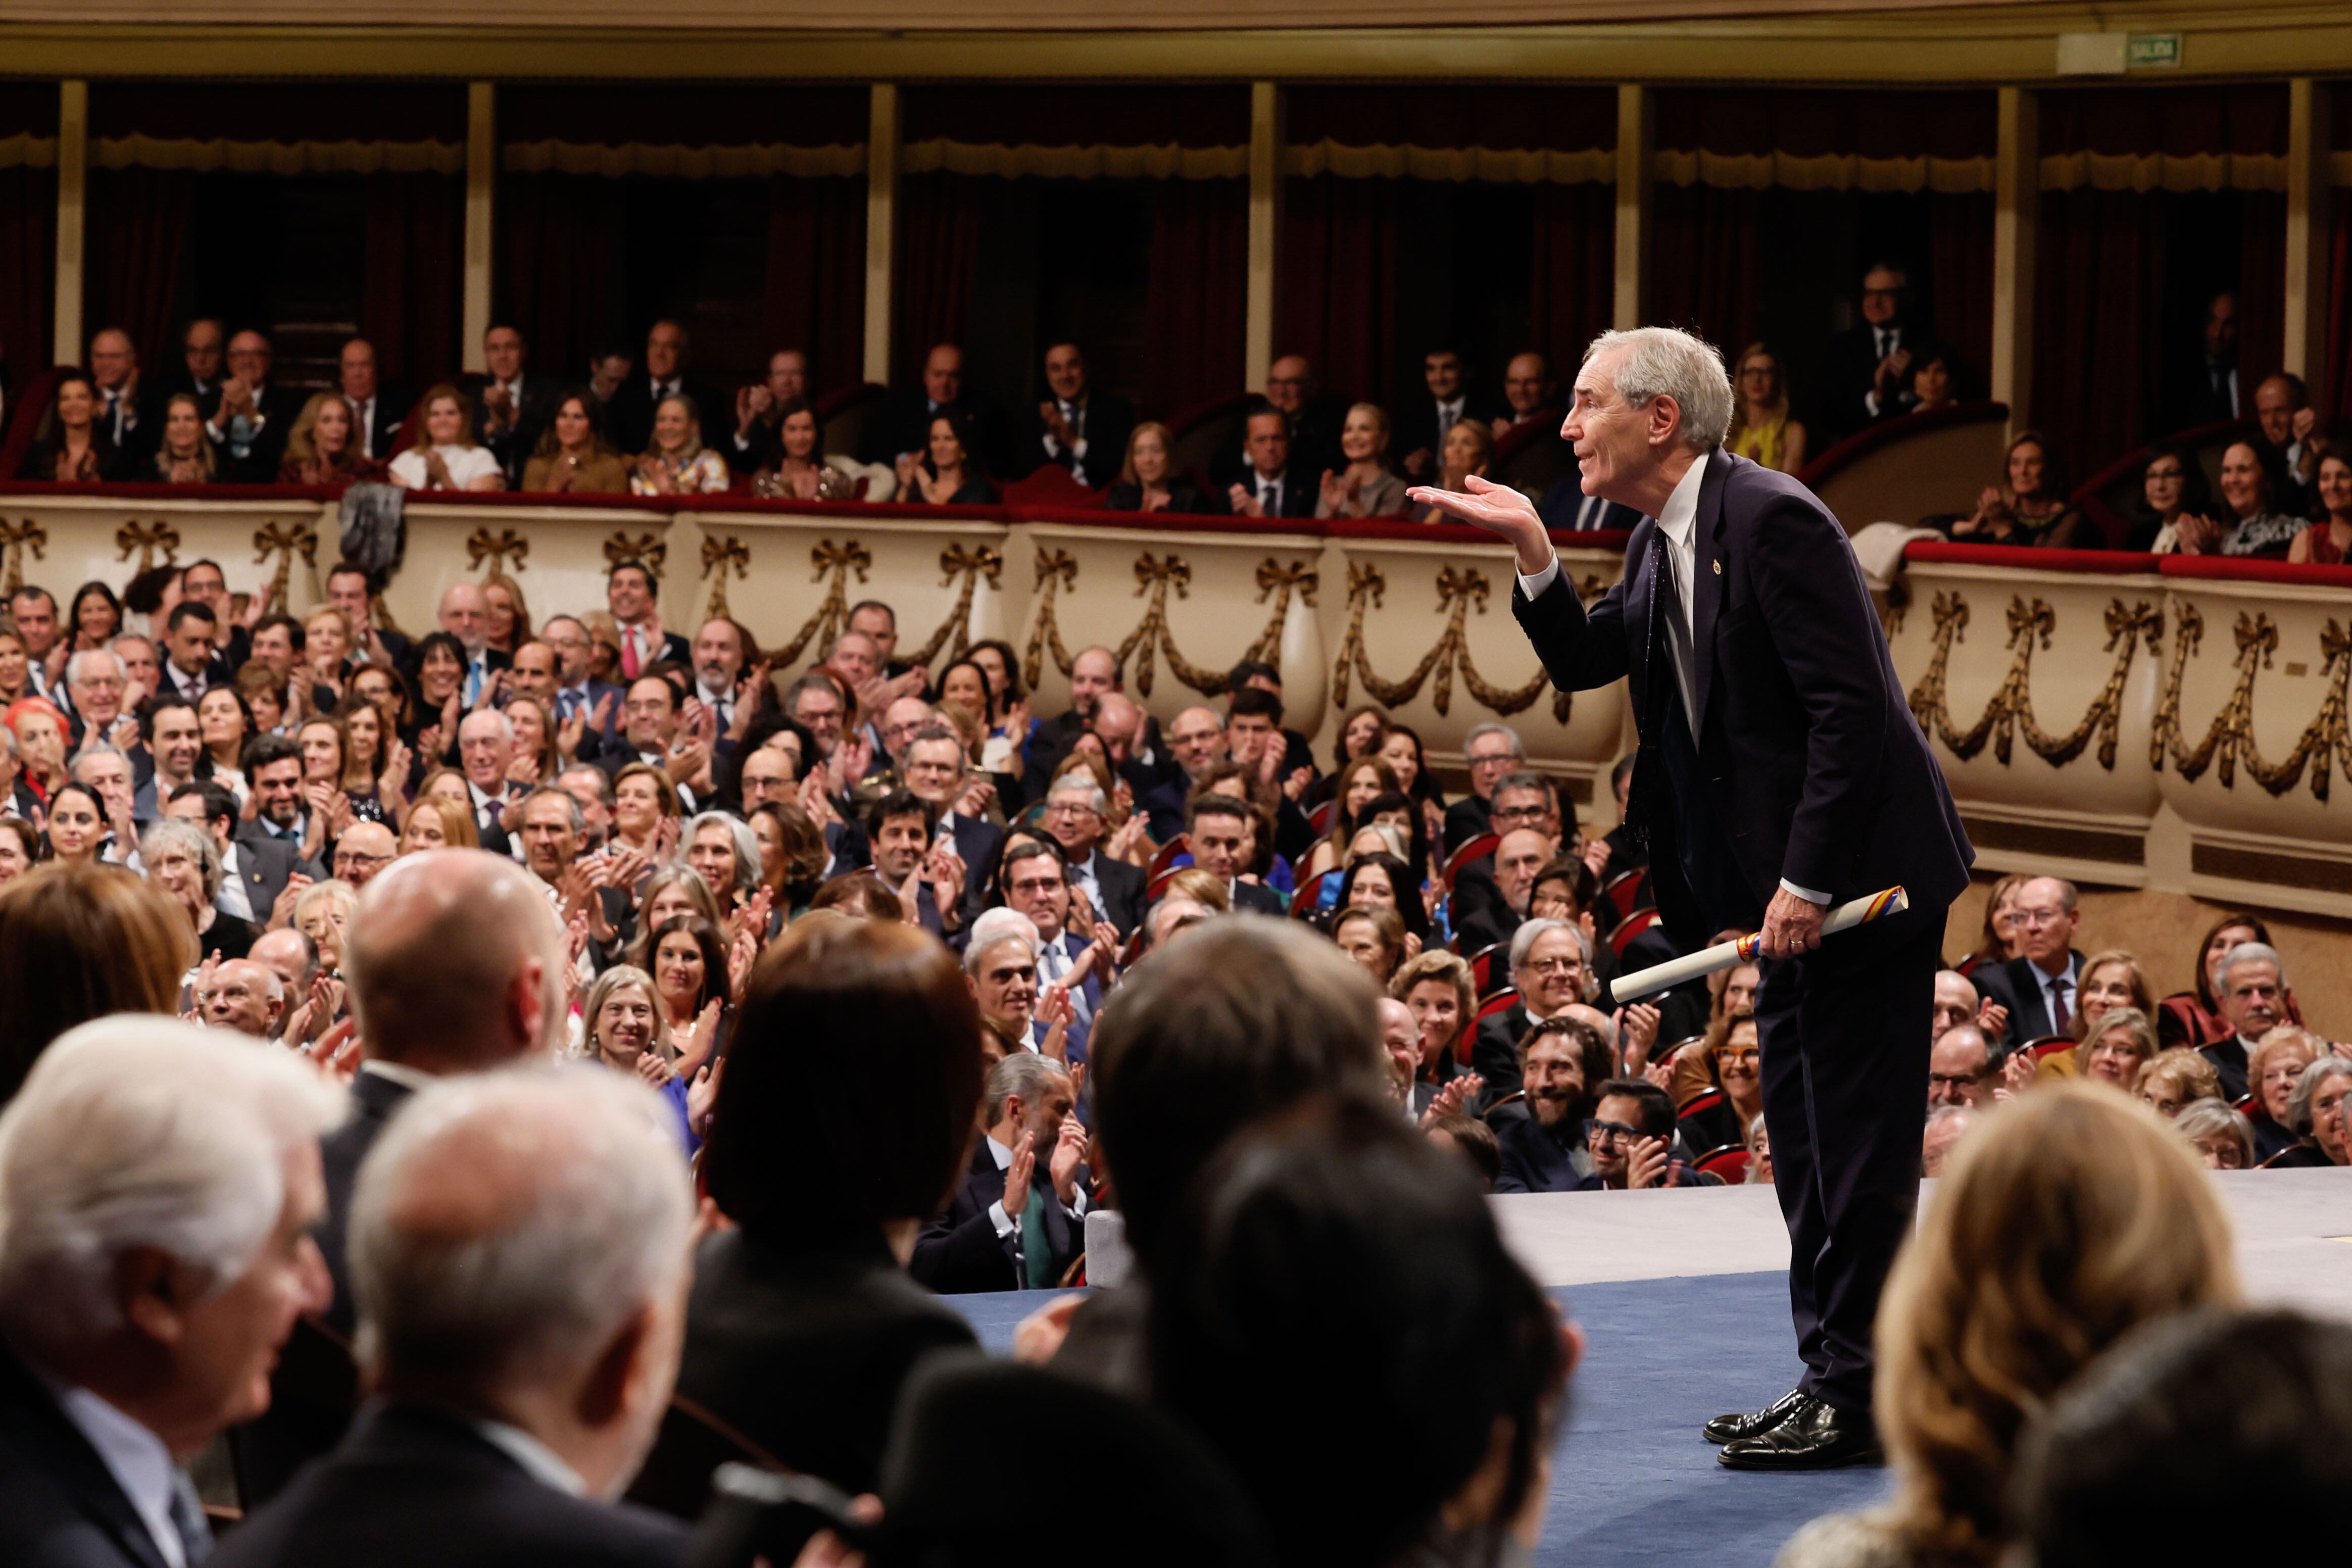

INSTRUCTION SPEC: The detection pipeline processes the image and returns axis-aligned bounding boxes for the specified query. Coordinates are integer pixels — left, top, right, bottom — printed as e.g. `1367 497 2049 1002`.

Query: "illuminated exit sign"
2128 33 2183 69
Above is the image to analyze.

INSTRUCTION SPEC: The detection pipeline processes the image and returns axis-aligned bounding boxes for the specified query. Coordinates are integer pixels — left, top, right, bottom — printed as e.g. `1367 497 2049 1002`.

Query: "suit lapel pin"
1711 557 1723 575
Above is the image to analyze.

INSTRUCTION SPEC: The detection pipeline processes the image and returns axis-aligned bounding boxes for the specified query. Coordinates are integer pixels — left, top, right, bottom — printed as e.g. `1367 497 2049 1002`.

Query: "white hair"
1464 721 1525 761
964 908 1042 975
1047 774 1109 816
1509 916 1573 973
65 648 124 689
1583 326 1735 452
141 815 224 901
0 1018 344 1355
685 810 760 893
349 1065 692 1393
458 707 515 746
71 742 132 781
2216 941 2284 991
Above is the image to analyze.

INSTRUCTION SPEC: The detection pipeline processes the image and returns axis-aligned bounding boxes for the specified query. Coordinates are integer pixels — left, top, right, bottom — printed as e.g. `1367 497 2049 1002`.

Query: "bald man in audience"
200 958 286 1038
1927 1023 1999 1111
330 821 398 890
213 1070 693 1567
435 581 509 705
232 849 571 1503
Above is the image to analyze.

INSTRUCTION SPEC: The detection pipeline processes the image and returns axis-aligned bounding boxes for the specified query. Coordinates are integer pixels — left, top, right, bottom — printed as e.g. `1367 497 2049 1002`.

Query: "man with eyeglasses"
1973 876 2085 1050
903 725 1001 922
999 841 1113 1064
1443 722 1528 853
1581 1079 1721 1191
1451 776 1561 953
536 616 622 743
328 821 398 892
1472 918 1594 1113
1040 775 1146 939
1493 1014 1613 1193
1926 1023 1999 1111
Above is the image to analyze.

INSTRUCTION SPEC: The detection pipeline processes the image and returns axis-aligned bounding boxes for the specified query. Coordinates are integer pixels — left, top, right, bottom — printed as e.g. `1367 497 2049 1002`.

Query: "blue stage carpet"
948 1268 1887 1567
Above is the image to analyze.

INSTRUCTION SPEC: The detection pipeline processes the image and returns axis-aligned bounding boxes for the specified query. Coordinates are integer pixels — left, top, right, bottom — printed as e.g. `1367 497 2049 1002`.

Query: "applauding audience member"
1314 403 1411 519
521 390 632 494
1104 422 1216 515
387 384 504 493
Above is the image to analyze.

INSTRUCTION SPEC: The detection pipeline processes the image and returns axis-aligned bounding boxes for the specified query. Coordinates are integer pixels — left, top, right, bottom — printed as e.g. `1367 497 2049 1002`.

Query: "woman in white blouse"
389 385 506 492
631 394 732 496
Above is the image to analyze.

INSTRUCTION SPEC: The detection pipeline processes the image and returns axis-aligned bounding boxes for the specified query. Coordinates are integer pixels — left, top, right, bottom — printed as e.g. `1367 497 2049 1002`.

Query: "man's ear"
576 1300 657 1429
116 1245 189 1345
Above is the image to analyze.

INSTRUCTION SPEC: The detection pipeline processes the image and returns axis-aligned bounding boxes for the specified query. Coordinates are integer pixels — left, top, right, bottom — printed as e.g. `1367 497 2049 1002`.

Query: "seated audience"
1413 416 1496 523
750 397 859 501
1103 421 1216 515
2172 1097 2254 1169
279 391 386 489
214 1068 693 1567
1680 1013 1765 1152
1949 430 2093 549
2250 371 2319 512
1493 350 1560 436
2286 445 2352 564
1918 1103 1974 1176
2123 442 2215 552
1774 1084 2237 1564
2263 1056 2350 1168
911 1049 1087 1293
2245 1025 2321 1161
388 384 504 492
1726 341 1808 473
2162 439 2301 557
1584 1077 1722 1190
0 1018 342 1568
1225 408 1316 519
2198 939 2286 1100
1970 874 2082 1051
1907 350 1956 415
577 966 701 1153
153 391 221 483
16 371 125 482
1027 340 1135 487
1492 1014 1614 1192
2135 1047 2223 1119
907 412 995 506
2012 1309 2352 1568
2067 1006 2159 1094
1314 403 1410 518
1150 1097 1572 1568
630 394 730 495
521 390 632 493
1473 917 1594 1105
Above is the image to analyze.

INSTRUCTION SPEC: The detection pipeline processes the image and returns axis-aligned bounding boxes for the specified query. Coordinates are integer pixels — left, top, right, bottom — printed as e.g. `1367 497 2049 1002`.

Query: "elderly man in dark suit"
603 319 726 460
213 1067 692 1568
911 1053 1088 1294
1224 408 1320 520
229 850 577 1505
0 1020 342 1568
1415 323 1972 1469
1024 340 1135 487
1969 874 2086 1051
204 330 307 481
334 337 409 465
998 839 1110 1063
470 324 562 484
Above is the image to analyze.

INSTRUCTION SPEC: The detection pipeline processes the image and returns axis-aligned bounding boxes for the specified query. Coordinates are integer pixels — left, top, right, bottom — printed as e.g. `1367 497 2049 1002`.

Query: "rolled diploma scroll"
1608 886 1909 1004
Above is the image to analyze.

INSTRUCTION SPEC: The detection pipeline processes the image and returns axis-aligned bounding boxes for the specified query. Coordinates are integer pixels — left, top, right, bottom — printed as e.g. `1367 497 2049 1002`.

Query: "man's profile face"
173 1142 330 1436
1562 349 1658 501
1931 971 1978 1040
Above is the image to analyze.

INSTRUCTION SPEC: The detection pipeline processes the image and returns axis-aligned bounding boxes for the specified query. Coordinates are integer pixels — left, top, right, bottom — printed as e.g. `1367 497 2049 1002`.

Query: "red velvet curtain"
2029 189 2167 481
1928 192 1996 391
2234 191 2286 404
894 171 986 381
1276 175 1405 407
762 176 867 397
84 167 197 372
1141 177 1248 421
2326 191 2352 427
1648 183 1766 352
496 173 626 381
0 166 53 388
1529 180 1616 374
361 172 464 390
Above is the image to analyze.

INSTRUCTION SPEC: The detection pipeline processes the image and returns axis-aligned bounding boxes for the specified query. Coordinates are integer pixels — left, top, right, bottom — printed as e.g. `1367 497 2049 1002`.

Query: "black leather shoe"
1701 1387 1809 1445
1717 1397 1883 1470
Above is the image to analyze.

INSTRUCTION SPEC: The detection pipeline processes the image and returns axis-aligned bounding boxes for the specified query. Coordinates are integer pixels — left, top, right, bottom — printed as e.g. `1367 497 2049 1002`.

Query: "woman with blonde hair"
1726 342 1808 474
2135 1048 2224 1119
396 793 478 854
0 862 198 1101
389 384 504 492
1776 1084 2239 1568
279 390 385 489
482 571 532 656
579 964 704 1154
1315 403 1411 519
1413 418 1496 523
2062 1005 2159 1092
2244 1025 2322 1162
632 393 731 496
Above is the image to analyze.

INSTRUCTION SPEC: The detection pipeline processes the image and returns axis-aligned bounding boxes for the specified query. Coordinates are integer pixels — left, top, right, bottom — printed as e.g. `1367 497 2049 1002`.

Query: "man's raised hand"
1403 474 1553 570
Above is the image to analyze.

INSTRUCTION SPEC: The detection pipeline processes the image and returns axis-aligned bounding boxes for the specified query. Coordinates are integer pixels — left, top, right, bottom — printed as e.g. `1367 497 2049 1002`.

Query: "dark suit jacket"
1493 1113 1587 1194
1442 794 1493 855
1472 1001 1532 1106
1230 879 1288 918
1022 389 1135 488
675 1228 975 1495
1825 323 1922 437
0 1343 171 1568
209 1401 689 1568
1538 477 1644 533
342 387 412 465
1076 850 1147 938
228 829 326 922
1402 395 1504 471
1511 448 1972 951
466 372 562 483
1971 950 2087 1051
211 383 308 482
867 390 1011 477
1230 467 1318 519
604 375 727 462
910 1141 1084 1295
1039 927 1105 1064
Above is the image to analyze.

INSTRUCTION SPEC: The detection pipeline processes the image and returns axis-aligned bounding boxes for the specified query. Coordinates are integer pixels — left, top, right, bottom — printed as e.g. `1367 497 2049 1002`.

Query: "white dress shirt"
469 1416 587 1497
1518 459 1829 908
44 1378 188 1568
1861 325 1906 418
389 445 503 490
2035 954 2081 1033
1043 398 1089 465
1433 394 1465 443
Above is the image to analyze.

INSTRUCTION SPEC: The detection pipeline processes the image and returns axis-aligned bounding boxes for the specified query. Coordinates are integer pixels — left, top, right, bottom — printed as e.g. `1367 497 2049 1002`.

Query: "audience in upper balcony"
727 347 809 473
1401 348 1500 482
1828 261 1923 436
907 411 996 506
471 323 560 484
520 389 631 494
279 392 386 490
2170 289 2241 429
1726 341 1807 474
2125 442 2215 552
629 393 730 496
154 316 226 411
16 371 124 482
1949 429 2093 549
334 337 406 464
586 341 633 405
605 318 723 459
1414 415 1496 524
2162 439 2300 558
1908 350 1956 415
209 329 305 482
1221 352 1345 488
86 327 152 462
1315 403 1410 519
749 396 860 501
2287 447 2352 565
2250 372 2318 514
1227 407 1317 519
1026 341 1135 488
1104 421 1216 514
1495 351 1561 437
875 342 1006 483
154 393 219 483
388 383 503 492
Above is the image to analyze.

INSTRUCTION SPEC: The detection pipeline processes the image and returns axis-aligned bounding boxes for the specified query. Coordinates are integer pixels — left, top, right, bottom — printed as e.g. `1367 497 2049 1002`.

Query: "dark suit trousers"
1754 905 1941 1414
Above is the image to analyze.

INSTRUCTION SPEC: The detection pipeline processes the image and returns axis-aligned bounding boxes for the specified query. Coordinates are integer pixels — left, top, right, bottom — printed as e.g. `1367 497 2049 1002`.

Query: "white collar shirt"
43 1377 187 1568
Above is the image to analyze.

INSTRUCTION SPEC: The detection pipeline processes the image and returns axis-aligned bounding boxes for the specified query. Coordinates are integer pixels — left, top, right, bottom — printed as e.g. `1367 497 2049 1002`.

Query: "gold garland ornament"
1904 591 2163 770
2153 602 2352 801
1331 561 1570 721
1021 547 1080 691
251 519 319 618
604 531 668 579
115 519 181 574
0 518 47 597
465 526 530 577
700 534 751 622
904 543 1004 670
768 538 872 668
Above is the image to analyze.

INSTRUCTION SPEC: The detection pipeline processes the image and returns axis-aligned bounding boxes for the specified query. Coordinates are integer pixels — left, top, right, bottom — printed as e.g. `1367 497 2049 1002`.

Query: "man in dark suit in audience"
871 341 1009 481
1539 473 1644 532
603 319 726 459
913 1053 1087 1295
151 317 226 410
1041 771 1147 938
1401 347 1504 481
1492 1014 1613 1192
1823 262 1922 438
1000 840 1108 1064
1443 722 1530 853
2167 290 2241 432
722 348 810 474
903 724 1004 921
205 330 307 481
470 324 562 484
1451 823 1553 960
1023 341 1135 488
87 327 159 465
0 1021 341 1568
1970 875 2085 1050
214 1066 691 1568
1224 408 1320 520
230 850 580 1505
1186 796 1288 917
335 338 408 465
